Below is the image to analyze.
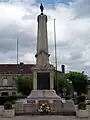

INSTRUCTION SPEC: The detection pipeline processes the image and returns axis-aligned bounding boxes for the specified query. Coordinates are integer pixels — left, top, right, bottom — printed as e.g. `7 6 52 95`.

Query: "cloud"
23 53 36 64
72 0 90 18
0 0 90 76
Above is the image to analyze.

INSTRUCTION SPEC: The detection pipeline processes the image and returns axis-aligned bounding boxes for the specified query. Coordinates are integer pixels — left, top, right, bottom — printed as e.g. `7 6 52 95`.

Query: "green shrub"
78 102 86 110
4 101 12 109
77 96 85 104
0 96 17 105
0 96 25 105
12 100 15 104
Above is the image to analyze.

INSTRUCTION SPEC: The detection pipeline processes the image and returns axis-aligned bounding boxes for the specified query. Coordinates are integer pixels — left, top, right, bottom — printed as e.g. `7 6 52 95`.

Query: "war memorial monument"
15 4 75 115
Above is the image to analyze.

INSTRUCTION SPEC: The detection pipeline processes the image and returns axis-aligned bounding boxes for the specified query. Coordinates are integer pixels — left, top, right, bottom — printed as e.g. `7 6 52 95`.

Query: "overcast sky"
0 0 90 76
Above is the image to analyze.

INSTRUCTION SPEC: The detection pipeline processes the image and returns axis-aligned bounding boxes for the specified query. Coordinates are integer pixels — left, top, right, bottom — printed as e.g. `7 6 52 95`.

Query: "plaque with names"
37 72 50 90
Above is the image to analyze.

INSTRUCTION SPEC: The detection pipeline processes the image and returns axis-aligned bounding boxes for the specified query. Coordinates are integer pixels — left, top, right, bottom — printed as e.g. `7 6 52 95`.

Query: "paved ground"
0 105 90 120
0 115 90 120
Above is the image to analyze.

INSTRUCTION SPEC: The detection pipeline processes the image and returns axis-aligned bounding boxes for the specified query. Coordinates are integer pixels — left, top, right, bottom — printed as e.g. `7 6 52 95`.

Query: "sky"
37 0 72 5
0 0 90 76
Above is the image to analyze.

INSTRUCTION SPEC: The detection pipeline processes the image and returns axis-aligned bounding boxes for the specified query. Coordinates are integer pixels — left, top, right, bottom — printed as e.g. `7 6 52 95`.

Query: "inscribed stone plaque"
37 72 50 90
27 100 35 104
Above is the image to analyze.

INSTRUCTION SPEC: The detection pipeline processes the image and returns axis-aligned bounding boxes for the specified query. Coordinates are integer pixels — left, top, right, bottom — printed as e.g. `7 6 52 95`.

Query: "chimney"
20 62 24 68
61 65 65 74
19 62 24 73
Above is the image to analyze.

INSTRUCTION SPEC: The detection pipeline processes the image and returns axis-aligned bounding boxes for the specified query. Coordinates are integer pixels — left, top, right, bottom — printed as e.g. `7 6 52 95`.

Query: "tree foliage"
54 72 73 96
66 71 88 95
15 75 33 96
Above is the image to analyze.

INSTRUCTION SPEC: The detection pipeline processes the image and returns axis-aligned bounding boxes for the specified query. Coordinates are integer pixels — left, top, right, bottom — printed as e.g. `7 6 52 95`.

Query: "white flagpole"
54 18 58 94
17 36 19 65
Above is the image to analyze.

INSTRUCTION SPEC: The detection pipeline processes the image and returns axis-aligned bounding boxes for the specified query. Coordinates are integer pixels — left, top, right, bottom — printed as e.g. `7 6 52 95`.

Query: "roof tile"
0 64 35 74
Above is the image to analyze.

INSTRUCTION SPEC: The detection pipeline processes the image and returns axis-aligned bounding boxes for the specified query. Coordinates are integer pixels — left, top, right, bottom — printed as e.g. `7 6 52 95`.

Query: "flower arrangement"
38 103 51 114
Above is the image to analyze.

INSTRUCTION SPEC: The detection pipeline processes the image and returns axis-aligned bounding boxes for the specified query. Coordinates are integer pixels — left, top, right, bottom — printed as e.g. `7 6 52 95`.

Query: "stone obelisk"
15 4 76 115
36 3 49 66
27 3 60 101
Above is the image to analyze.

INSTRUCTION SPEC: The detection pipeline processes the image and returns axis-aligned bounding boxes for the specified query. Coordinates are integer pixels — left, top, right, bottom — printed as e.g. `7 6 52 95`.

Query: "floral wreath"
38 103 51 113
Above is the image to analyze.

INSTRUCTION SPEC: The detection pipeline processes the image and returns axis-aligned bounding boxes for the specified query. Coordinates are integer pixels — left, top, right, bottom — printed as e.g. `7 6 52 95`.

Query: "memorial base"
27 90 60 102
15 90 76 115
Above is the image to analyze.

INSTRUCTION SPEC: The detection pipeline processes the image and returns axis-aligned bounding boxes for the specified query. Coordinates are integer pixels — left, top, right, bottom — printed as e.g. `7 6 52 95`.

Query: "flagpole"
17 36 19 65
54 18 58 94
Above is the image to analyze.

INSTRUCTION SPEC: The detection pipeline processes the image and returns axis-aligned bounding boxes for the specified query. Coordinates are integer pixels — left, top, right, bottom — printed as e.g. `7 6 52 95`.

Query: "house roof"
0 63 62 75
0 63 35 74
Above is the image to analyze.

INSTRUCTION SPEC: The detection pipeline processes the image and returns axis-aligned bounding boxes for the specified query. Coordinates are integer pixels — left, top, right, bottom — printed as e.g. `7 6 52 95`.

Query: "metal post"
54 18 58 94
17 36 19 65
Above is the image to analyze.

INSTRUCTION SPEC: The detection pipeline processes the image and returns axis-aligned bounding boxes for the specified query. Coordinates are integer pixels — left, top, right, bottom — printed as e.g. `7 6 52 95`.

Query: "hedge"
0 95 26 105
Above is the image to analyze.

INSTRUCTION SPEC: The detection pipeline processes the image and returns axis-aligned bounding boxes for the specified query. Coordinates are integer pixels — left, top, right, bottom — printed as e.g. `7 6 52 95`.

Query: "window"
3 78 8 86
1 92 8 96
12 78 16 86
12 92 16 95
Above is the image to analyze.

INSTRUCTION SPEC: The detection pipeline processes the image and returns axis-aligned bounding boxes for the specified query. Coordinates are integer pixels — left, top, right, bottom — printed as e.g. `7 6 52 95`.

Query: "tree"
15 75 33 96
66 71 88 96
54 71 73 97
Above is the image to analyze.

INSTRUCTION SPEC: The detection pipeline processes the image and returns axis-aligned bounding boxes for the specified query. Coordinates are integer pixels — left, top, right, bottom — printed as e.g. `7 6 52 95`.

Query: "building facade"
0 62 35 96
0 62 65 97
